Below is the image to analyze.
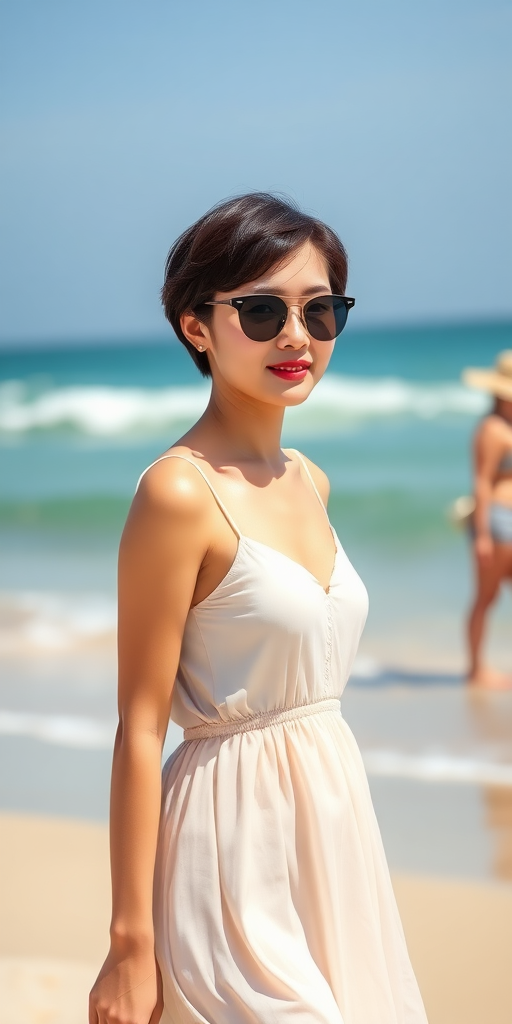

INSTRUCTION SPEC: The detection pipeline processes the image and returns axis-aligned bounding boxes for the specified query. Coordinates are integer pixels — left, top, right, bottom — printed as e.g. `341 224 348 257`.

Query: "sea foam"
0 590 117 653
0 375 486 439
1 707 510 786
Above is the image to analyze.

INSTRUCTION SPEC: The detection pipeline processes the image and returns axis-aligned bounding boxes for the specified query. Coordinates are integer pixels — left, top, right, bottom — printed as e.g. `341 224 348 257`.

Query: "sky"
0 0 511 345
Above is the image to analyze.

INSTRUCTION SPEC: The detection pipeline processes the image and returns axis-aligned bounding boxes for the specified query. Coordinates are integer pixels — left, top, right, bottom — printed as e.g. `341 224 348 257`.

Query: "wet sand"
1 812 511 1024
3 651 512 881
2 649 512 1021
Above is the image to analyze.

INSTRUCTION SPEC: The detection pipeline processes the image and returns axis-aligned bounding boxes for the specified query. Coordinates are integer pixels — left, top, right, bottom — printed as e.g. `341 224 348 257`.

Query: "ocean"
1 320 512 879
1 319 510 667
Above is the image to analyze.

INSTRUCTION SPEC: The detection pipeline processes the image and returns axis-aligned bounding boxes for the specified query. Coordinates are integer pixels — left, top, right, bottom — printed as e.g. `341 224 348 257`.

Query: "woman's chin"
275 381 316 407
218 373 317 408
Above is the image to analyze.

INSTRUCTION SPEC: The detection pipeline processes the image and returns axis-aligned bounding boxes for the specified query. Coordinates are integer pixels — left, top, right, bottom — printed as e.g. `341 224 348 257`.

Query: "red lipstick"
267 360 311 382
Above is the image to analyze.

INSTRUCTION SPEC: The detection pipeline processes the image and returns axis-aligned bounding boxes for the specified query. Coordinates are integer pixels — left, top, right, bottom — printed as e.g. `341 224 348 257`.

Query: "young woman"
89 194 427 1023
463 352 512 688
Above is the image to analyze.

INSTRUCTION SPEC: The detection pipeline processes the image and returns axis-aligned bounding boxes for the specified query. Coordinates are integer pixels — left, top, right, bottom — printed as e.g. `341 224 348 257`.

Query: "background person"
463 351 512 688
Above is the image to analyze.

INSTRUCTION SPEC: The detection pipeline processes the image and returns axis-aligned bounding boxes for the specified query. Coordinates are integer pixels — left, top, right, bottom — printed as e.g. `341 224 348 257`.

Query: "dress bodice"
137 451 369 732
173 532 368 730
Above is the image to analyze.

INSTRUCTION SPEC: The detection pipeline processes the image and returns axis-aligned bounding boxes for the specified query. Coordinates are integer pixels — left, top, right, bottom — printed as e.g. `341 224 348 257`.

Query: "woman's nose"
277 306 310 348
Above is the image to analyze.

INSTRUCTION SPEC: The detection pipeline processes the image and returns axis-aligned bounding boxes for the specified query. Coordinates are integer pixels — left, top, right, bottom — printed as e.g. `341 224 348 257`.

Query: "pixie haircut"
161 193 348 377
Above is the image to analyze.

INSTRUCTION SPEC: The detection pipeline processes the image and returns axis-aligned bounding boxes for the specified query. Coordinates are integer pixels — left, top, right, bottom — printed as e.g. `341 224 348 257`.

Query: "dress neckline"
240 530 339 597
137 450 338 599
193 530 340 610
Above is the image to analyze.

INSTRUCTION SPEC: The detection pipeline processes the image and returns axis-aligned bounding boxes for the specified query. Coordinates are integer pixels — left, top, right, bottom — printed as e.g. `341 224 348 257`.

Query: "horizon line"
1 314 511 355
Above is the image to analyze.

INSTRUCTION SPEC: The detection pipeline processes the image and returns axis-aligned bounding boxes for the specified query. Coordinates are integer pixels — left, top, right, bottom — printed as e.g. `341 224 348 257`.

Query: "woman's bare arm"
89 459 210 1023
473 419 502 560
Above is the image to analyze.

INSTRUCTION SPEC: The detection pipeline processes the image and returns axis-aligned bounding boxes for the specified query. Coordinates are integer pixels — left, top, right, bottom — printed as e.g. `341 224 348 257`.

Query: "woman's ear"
180 313 210 352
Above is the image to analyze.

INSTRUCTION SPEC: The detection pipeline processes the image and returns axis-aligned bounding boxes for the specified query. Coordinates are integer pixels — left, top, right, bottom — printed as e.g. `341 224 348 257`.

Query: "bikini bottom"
489 502 512 544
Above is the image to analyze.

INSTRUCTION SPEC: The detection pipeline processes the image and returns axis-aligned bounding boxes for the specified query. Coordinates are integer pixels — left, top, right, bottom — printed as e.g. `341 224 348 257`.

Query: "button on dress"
138 452 427 1023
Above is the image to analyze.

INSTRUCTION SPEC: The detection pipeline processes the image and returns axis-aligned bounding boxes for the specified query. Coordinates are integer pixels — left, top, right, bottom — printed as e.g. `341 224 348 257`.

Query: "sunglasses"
204 294 355 342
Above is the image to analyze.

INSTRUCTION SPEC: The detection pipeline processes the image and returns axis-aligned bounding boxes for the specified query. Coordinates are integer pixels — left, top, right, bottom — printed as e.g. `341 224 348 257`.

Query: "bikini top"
498 449 512 474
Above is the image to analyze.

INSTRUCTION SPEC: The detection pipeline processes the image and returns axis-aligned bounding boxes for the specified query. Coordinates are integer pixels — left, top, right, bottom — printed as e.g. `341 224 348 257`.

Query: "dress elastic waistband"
183 697 340 741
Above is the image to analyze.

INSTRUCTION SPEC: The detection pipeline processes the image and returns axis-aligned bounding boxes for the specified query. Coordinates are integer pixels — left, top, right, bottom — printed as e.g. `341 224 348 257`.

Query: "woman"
463 351 512 688
89 194 427 1023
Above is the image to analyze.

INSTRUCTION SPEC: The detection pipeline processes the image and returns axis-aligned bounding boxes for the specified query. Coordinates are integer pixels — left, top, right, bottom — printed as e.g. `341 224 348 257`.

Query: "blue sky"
1 0 511 344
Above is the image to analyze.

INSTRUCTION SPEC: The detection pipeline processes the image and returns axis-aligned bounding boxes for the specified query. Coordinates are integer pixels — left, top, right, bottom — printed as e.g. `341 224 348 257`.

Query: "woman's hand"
474 533 494 566
89 943 163 1024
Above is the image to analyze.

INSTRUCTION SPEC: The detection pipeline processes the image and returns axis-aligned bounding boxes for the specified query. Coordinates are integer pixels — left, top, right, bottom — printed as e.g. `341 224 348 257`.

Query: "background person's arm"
472 420 501 562
89 460 209 1024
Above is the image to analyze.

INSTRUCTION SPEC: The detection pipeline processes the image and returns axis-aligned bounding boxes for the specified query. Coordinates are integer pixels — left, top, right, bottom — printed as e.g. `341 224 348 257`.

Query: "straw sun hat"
462 350 512 402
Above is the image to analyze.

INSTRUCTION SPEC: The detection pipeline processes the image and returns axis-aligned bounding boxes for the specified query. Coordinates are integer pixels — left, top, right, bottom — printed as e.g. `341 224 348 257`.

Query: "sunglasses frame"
203 294 355 342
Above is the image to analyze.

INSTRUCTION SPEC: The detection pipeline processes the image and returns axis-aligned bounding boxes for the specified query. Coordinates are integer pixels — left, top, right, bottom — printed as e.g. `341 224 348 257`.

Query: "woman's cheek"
211 335 265 386
311 345 335 381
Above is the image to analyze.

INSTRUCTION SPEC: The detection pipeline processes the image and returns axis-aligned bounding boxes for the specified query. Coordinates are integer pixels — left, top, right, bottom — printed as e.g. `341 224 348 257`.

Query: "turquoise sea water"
2 322 512 878
1 319 511 671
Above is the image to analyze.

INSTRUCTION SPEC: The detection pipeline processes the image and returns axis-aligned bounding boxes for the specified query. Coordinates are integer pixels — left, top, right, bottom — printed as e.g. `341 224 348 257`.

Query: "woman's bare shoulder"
129 447 211 529
476 415 510 446
287 449 330 505
118 449 211 640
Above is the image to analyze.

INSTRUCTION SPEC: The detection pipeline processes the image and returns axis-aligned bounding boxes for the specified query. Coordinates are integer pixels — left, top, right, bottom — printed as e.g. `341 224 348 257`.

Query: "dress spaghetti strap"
135 454 241 540
286 448 328 515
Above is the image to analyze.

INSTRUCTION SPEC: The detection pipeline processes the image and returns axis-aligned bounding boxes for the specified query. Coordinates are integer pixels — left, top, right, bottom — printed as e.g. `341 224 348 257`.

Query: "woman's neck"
193 383 286 464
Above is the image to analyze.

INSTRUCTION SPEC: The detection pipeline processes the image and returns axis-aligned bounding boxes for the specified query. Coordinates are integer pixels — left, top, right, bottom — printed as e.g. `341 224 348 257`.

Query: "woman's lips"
267 361 311 382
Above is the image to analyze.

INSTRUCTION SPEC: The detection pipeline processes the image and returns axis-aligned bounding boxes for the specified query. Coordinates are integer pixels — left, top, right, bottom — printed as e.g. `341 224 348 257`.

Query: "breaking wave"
0 375 486 439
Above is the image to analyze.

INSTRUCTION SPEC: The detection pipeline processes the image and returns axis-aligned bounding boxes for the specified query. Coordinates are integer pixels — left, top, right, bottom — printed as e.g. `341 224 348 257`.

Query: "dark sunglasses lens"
238 295 288 341
305 296 348 341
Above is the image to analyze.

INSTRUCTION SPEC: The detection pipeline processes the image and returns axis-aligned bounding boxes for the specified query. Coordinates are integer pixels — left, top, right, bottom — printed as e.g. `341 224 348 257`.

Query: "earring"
197 345 205 351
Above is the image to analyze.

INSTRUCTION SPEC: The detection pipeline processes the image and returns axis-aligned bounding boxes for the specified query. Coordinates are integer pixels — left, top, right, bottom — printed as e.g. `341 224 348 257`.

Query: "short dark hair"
161 192 348 377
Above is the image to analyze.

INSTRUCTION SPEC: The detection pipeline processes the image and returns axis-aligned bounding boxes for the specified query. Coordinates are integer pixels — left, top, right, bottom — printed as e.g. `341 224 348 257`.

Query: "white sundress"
136 451 428 1023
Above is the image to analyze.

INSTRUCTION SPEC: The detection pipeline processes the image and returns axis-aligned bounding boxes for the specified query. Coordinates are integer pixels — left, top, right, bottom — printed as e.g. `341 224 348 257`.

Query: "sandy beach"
1 811 511 1024
2 651 512 1022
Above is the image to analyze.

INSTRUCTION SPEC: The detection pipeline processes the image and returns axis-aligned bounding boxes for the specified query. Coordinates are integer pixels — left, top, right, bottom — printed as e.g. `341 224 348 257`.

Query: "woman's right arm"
89 459 209 1024
472 420 500 564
